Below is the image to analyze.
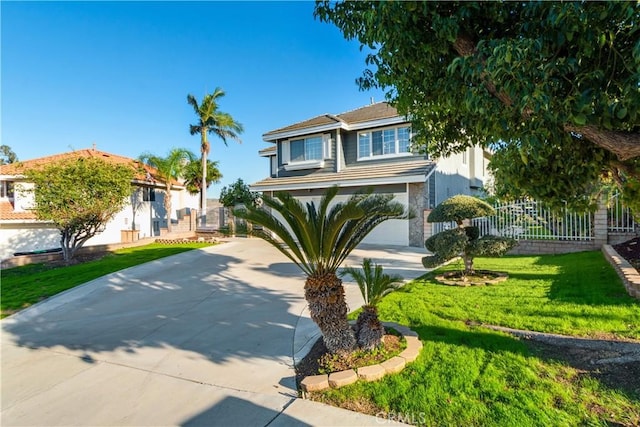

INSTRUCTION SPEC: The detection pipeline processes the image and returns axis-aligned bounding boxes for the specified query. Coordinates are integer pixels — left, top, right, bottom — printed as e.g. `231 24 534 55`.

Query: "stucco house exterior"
0 148 199 260
251 102 490 247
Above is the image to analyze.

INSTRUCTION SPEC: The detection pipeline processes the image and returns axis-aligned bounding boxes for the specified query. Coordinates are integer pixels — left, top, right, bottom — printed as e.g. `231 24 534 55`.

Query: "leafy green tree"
423 195 516 274
24 157 134 263
183 158 222 196
341 258 403 350
187 89 244 226
315 1 640 213
219 178 258 208
0 145 18 165
235 186 407 354
138 148 196 233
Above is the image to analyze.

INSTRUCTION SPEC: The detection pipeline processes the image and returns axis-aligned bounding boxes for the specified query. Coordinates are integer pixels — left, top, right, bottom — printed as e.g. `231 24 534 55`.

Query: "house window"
358 126 412 160
0 181 14 199
143 188 155 201
281 134 330 170
290 136 322 162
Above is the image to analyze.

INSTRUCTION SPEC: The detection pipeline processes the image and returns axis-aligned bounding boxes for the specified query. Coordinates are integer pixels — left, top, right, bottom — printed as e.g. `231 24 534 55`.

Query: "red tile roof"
0 200 36 220
0 148 173 185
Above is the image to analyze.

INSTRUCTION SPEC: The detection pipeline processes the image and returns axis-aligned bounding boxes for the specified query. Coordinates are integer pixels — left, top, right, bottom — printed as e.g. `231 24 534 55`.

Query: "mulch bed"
295 333 404 387
613 237 640 270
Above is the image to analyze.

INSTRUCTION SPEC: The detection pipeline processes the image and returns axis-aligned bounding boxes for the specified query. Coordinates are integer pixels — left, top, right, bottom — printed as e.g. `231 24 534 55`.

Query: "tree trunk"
563 124 640 162
200 132 208 227
355 305 385 351
164 185 172 233
463 253 474 275
304 272 356 354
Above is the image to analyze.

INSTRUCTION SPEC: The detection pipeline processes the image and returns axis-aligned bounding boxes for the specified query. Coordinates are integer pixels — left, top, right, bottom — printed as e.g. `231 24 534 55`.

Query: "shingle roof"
0 148 174 185
263 102 402 139
337 102 399 124
258 146 276 157
251 160 434 191
0 200 36 220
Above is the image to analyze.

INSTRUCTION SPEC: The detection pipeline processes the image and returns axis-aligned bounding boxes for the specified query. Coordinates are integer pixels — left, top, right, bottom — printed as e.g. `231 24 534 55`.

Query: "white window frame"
357 125 413 161
281 133 331 171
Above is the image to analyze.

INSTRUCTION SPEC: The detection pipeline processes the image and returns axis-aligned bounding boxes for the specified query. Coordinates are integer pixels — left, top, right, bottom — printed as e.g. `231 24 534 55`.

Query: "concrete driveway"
1 238 426 426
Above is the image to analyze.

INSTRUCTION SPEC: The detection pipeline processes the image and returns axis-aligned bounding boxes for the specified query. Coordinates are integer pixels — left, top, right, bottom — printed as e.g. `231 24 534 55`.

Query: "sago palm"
234 186 407 354
187 89 243 226
138 148 196 233
341 258 403 350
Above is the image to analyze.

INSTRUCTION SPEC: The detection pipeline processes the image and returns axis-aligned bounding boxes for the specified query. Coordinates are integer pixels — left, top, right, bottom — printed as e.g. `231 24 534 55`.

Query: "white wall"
1 185 198 260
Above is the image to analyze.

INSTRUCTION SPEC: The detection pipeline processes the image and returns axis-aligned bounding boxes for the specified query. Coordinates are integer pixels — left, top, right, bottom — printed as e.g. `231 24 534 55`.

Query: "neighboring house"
0 148 199 260
251 102 490 247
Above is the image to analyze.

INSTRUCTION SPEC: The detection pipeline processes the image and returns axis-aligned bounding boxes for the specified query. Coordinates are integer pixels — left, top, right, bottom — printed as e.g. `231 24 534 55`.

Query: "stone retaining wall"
299 323 422 395
602 245 640 299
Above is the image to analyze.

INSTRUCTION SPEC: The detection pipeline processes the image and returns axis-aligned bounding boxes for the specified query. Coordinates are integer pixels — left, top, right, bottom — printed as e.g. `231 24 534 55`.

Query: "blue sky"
1 1 385 198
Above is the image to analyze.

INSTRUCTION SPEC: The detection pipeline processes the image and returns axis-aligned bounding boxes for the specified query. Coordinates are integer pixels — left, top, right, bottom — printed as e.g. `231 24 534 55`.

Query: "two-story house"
0 148 199 260
251 102 490 247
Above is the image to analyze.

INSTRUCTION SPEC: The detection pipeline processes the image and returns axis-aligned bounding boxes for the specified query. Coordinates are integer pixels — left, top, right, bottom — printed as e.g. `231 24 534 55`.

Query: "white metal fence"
432 199 594 241
607 193 637 233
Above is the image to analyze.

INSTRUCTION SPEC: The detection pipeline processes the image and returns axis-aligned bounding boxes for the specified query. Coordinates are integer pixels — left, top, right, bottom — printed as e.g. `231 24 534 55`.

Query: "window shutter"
323 134 331 159
281 141 290 164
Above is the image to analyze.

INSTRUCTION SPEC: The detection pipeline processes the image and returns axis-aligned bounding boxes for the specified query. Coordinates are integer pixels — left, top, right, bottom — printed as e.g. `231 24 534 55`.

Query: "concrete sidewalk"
1 238 426 426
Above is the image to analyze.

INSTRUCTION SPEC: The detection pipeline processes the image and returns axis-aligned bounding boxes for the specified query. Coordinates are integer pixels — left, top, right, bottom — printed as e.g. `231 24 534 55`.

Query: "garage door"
290 192 409 247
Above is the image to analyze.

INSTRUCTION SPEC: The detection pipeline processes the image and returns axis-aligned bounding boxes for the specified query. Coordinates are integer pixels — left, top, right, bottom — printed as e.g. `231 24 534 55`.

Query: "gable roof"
251 159 435 192
263 102 407 141
0 148 177 186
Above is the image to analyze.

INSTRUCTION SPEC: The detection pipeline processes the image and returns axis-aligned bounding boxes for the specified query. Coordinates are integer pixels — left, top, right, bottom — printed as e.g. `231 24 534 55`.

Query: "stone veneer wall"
408 182 426 247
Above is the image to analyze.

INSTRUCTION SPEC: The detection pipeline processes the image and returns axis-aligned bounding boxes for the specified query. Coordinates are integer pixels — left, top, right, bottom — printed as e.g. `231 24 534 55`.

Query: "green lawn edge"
1 242 214 318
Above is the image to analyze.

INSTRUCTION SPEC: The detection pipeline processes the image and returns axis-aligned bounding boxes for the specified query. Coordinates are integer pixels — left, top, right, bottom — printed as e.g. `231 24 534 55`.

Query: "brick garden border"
602 245 640 299
299 322 422 395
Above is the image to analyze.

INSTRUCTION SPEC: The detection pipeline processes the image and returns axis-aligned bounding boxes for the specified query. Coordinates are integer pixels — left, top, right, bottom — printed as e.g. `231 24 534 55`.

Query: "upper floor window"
0 181 14 199
290 136 322 162
358 126 411 160
281 134 330 170
142 187 155 202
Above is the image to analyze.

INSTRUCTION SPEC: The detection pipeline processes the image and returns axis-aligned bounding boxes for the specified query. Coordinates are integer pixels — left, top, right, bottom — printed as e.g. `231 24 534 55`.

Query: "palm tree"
234 186 408 354
183 158 222 196
187 89 243 226
341 258 403 350
138 148 196 233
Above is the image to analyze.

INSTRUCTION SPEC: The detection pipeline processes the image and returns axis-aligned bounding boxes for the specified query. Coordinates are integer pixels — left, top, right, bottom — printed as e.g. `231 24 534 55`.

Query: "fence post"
594 195 608 247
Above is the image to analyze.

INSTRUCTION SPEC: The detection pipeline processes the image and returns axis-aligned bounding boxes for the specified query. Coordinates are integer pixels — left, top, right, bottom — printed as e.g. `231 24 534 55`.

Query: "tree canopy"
219 178 258 208
24 157 134 263
183 158 222 196
0 145 18 165
138 148 196 233
187 89 243 225
315 1 640 212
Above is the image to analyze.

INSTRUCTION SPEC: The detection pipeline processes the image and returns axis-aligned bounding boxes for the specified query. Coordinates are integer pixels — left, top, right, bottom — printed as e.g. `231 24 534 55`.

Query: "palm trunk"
164 185 172 233
463 252 474 275
304 272 356 354
200 134 208 227
355 305 385 350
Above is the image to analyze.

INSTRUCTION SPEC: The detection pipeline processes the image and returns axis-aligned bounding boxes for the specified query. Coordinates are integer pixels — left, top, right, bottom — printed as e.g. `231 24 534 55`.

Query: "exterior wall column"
593 194 608 247
408 182 425 247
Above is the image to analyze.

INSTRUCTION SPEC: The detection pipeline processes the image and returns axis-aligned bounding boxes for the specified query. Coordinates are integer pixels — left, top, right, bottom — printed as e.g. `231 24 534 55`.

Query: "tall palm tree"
138 148 196 233
235 186 407 354
183 158 222 196
341 258 403 350
187 89 243 226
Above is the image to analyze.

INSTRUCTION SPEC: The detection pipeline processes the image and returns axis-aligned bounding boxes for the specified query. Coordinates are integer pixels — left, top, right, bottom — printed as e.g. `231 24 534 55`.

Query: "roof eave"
250 173 428 192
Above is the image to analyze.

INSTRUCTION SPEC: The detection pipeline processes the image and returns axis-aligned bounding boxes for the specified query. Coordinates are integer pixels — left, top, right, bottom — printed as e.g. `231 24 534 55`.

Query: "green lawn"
1 242 213 318
321 251 640 426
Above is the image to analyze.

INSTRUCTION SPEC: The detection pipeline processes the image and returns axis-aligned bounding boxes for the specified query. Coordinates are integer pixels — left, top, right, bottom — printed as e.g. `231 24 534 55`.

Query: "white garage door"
290 192 409 247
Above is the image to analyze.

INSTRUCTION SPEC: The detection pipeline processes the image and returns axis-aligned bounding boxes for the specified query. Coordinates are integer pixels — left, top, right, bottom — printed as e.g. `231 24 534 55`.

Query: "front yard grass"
1 242 213 318
318 251 640 426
